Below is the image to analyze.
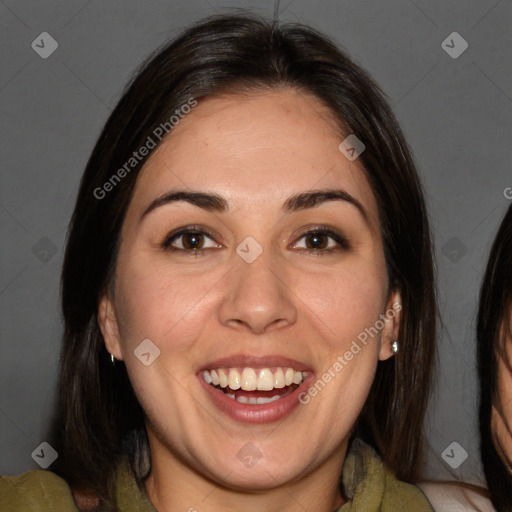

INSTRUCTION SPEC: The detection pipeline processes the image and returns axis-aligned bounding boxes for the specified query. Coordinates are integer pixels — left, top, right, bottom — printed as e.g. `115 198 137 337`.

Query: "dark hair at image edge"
478 203 512 511
56 13 436 510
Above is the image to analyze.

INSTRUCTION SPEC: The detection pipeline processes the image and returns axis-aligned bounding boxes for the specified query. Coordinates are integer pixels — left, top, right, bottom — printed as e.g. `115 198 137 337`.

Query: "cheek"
114 244 387 360
114 257 222 354
293 262 387 349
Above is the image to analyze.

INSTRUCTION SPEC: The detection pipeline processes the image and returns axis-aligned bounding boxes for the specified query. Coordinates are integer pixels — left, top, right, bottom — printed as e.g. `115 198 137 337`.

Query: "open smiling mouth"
203 367 308 403
199 366 312 423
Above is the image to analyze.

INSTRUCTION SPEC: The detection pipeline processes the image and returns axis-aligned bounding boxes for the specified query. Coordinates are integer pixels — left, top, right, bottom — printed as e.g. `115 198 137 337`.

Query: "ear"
378 289 402 361
98 292 124 361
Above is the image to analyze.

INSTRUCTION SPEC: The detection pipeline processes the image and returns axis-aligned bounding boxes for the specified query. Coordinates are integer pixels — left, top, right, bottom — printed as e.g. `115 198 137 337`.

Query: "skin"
492 318 512 470
98 88 401 512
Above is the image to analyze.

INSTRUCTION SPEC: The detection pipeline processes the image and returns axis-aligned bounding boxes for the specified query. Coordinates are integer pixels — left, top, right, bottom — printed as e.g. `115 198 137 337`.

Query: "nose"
217 251 297 334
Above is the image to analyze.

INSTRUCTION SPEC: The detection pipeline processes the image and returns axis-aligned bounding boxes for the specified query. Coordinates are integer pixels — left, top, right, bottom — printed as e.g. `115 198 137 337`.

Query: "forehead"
128 88 379 227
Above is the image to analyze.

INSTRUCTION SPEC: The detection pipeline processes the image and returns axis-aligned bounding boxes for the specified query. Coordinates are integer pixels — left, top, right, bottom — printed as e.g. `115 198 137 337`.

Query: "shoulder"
383 477 436 511
0 469 78 511
418 482 496 512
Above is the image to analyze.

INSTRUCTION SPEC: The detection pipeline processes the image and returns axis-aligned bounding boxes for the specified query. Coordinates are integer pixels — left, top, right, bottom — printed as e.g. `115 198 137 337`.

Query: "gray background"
1 0 511 485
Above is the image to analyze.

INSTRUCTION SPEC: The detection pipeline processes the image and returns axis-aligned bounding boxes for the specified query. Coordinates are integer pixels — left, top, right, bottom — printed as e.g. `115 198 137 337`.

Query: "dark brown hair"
478 203 512 511
56 13 436 510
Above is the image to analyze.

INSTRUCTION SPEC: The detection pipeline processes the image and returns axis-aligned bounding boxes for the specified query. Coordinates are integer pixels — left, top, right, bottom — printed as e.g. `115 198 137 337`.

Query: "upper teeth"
203 367 307 391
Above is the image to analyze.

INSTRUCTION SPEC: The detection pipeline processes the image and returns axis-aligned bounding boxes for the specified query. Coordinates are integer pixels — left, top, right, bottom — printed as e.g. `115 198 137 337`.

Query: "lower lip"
198 373 315 424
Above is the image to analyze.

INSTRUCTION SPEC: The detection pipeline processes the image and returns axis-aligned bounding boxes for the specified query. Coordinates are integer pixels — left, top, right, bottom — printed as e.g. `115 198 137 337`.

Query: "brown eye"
293 228 350 253
162 228 220 252
304 233 329 250
181 232 205 249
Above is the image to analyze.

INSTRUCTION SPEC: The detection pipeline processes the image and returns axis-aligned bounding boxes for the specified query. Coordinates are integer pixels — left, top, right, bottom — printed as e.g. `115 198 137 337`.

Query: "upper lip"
198 355 313 372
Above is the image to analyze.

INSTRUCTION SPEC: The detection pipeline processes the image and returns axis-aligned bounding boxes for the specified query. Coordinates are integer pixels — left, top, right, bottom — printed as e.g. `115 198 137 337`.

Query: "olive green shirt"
0 439 433 511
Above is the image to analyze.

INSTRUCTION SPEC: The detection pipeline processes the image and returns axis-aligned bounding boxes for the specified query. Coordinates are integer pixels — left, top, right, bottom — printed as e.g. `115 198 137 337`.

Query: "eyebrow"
140 188 369 224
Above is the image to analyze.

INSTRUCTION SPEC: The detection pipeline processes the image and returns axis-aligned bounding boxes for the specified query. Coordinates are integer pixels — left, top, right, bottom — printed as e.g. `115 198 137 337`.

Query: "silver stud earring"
391 339 399 354
110 353 115 365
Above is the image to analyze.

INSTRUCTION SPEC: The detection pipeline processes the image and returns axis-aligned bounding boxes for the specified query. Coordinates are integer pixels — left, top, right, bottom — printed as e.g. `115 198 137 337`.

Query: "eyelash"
161 225 350 256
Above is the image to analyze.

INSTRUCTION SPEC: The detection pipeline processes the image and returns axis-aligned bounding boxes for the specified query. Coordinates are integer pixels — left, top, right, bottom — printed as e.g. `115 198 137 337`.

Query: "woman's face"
493 315 512 469
99 88 400 490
